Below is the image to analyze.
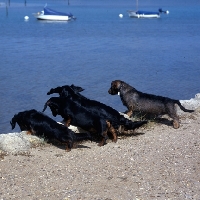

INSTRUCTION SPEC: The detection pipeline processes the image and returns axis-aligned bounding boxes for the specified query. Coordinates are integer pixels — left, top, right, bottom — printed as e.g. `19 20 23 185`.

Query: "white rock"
0 131 44 154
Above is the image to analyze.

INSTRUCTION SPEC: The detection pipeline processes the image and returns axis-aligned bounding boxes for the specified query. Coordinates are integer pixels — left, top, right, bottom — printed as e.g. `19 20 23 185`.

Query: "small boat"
127 0 169 18
34 6 76 21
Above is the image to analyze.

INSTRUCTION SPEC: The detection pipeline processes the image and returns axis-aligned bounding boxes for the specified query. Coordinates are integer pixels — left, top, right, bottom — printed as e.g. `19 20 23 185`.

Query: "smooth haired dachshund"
46 85 147 132
47 84 84 96
43 97 118 146
10 109 92 151
108 80 194 129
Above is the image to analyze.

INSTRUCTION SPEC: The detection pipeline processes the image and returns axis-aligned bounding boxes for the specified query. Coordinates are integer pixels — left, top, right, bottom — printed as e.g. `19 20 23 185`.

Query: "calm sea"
0 0 200 133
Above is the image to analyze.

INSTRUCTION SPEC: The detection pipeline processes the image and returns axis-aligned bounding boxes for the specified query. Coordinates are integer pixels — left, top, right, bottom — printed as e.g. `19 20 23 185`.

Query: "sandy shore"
0 97 200 200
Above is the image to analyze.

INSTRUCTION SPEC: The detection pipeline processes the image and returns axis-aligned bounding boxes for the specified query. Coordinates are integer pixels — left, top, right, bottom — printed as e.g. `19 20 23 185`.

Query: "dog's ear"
42 102 48 112
116 80 123 90
43 98 59 112
111 80 121 90
10 115 17 129
43 99 59 117
70 84 84 92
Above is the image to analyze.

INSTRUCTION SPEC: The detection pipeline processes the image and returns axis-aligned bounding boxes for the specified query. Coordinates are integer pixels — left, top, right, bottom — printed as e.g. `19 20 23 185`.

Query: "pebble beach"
0 95 200 200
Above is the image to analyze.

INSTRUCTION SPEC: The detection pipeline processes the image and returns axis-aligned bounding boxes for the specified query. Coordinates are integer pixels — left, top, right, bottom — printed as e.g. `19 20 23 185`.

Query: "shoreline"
1 93 200 154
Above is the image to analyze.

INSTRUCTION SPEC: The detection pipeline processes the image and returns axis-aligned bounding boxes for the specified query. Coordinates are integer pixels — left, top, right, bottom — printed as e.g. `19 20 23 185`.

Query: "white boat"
127 0 169 18
34 6 76 21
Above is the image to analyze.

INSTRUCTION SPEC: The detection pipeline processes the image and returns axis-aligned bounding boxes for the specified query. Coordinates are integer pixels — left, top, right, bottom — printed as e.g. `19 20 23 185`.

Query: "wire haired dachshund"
108 80 194 129
10 109 92 151
46 84 147 133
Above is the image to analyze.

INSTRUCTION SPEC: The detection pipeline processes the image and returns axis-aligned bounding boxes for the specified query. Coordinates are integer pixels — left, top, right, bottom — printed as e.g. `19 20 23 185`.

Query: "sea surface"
0 0 200 133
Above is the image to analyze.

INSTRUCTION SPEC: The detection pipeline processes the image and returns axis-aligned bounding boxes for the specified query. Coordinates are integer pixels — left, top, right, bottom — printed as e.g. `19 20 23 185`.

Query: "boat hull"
127 10 160 18
36 15 71 21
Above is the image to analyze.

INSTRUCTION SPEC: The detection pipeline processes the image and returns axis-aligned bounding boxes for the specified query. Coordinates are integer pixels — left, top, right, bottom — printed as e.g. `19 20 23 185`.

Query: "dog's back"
108 80 194 128
47 84 147 131
11 109 91 150
43 96 116 146
109 80 194 113
44 96 106 131
48 85 121 128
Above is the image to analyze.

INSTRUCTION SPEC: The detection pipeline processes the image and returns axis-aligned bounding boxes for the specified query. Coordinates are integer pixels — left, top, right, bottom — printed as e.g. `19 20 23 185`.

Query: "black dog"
46 85 147 132
42 97 117 146
10 109 92 151
10 109 38 132
108 80 194 129
47 84 84 97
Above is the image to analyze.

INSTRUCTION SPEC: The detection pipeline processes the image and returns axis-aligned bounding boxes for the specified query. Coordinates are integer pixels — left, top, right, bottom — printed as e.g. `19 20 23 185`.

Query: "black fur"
10 109 92 151
46 85 147 132
43 97 117 146
47 84 84 96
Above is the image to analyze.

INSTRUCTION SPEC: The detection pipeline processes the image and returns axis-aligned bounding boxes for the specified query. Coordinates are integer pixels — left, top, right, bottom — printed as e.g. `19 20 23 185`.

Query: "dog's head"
61 85 84 97
43 97 60 117
70 84 84 93
10 110 37 130
10 112 26 130
47 84 84 96
60 86 75 97
108 80 123 95
47 86 63 96
10 117 27 131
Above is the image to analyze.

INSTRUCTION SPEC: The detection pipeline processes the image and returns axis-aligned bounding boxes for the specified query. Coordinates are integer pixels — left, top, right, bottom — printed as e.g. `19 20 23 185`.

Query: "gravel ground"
0 109 200 200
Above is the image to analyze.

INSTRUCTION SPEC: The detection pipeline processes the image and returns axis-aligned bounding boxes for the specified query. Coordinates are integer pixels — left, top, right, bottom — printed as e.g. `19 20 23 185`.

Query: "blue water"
0 0 200 133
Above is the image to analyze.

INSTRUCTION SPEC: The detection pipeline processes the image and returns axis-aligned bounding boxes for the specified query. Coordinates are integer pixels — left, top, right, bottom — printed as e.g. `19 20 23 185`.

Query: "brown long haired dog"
108 80 194 129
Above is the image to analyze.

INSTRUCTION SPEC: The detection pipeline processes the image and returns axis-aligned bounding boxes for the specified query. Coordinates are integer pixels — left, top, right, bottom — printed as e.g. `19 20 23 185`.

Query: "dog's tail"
175 100 194 113
75 132 92 142
120 116 147 130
